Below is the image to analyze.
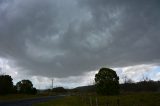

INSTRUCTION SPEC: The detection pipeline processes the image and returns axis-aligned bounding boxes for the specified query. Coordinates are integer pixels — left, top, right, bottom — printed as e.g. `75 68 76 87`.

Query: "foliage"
121 80 160 92
16 80 37 94
95 67 119 95
34 93 160 106
0 75 14 95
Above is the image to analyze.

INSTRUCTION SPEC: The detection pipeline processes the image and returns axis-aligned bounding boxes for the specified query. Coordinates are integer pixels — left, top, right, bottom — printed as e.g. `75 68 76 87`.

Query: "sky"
0 0 160 89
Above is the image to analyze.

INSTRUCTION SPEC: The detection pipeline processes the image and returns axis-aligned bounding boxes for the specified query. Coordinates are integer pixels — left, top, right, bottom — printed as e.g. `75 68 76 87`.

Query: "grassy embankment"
34 92 160 106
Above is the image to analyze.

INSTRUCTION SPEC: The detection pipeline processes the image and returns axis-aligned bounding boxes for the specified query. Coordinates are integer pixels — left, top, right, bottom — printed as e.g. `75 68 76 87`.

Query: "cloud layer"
0 0 160 79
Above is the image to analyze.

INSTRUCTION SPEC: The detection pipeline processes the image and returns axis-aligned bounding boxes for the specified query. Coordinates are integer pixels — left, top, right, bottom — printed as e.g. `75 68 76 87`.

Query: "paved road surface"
0 95 64 106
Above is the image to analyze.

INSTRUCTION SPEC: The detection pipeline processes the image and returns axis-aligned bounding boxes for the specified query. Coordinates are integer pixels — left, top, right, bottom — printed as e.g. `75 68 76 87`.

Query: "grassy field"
34 92 160 106
0 94 49 102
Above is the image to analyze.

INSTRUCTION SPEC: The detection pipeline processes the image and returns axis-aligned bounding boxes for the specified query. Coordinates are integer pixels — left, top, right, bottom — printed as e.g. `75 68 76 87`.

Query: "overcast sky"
0 0 160 89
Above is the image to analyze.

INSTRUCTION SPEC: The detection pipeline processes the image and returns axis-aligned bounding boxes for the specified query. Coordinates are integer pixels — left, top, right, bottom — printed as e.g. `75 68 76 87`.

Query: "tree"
95 67 119 95
16 80 37 94
0 75 14 95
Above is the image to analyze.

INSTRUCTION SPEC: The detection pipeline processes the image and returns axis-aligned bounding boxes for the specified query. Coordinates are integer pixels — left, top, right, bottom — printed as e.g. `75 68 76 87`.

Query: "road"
0 95 64 106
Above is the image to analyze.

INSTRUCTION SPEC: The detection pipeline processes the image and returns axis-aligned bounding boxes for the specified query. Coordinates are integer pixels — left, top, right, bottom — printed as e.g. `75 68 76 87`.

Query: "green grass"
34 92 160 106
0 94 48 102
34 96 85 106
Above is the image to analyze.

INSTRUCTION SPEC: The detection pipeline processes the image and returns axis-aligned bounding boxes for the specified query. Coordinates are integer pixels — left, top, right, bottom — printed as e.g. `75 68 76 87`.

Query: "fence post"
90 97 92 106
117 98 120 106
96 97 98 106
106 100 109 106
106 102 109 106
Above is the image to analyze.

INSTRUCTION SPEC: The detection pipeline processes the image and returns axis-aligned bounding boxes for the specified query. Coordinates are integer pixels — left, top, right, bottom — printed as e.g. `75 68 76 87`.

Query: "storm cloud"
0 0 160 78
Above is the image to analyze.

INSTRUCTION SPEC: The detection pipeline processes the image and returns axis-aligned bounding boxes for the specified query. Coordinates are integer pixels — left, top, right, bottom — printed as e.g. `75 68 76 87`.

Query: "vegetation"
52 87 67 93
34 92 160 106
1 67 160 106
95 67 119 95
16 80 37 94
121 80 160 92
0 94 44 102
72 81 160 93
0 74 37 95
0 75 15 95
34 96 82 106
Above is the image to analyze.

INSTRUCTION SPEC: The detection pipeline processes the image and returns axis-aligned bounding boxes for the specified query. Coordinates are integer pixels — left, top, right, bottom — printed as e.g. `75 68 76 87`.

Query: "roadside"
0 94 45 102
34 92 160 106
0 95 64 106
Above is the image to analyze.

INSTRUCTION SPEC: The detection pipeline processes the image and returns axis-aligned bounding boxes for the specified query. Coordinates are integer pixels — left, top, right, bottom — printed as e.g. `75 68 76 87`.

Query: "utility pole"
122 76 127 84
1 60 5 75
51 78 53 90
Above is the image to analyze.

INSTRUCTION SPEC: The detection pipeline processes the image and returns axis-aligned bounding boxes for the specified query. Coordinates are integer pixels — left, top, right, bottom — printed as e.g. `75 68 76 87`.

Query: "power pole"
51 79 53 90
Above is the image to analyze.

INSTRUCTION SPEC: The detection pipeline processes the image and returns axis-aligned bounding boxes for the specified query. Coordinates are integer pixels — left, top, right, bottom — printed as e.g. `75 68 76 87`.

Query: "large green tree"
0 75 14 95
95 67 119 95
16 80 37 94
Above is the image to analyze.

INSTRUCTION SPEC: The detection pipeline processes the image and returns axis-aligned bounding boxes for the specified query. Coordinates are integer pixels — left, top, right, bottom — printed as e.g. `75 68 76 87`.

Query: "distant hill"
71 80 160 93
72 85 95 92
38 80 160 94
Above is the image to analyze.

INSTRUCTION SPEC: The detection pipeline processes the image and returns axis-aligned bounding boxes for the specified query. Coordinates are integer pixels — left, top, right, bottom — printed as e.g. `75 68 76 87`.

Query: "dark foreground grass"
0 94 49 102
34 92 160 106
34 96 85 106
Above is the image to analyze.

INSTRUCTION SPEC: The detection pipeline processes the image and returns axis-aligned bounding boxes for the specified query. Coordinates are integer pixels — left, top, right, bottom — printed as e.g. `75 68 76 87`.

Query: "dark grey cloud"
0 0 160 78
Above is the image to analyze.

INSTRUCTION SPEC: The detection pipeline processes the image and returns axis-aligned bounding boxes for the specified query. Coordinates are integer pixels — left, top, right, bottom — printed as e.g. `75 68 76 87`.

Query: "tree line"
74 67 160 95
95 68 160 95
0 75 37 95
1 67 160 96
120 80 160 92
